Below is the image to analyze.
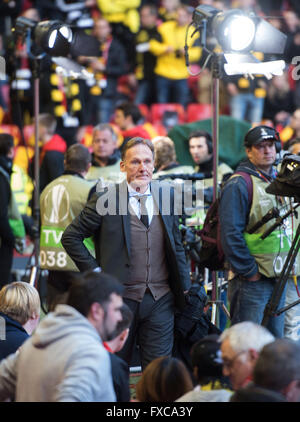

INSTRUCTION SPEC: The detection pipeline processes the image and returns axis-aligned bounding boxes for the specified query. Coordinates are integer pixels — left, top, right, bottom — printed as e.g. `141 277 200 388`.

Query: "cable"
185 22 213 77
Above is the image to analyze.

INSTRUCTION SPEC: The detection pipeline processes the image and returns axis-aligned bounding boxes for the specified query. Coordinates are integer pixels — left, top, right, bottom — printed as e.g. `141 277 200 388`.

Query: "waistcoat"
124 213 170 302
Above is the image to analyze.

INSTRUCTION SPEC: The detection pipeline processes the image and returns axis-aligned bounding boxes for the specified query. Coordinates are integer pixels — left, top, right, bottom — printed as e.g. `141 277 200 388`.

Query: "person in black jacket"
104 303 133 402
62 137 191 370
134 4 161 105
78 17 128 125
0 281 40 361
0 134 17 287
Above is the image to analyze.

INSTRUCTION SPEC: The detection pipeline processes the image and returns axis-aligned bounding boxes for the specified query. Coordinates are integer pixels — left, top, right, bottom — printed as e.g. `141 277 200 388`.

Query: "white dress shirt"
127 183 154 225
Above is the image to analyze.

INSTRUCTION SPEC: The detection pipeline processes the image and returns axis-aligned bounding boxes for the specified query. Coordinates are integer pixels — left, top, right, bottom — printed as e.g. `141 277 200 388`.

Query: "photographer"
219 126 300 338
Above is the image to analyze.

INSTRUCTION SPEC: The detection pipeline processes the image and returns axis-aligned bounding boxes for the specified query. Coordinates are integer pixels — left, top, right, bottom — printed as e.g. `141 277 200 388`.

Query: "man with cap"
219 125 300 338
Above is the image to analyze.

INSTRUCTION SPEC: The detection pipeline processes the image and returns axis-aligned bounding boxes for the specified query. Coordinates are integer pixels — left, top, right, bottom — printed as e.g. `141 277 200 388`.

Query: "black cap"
191 334 223 378
244 126 277 147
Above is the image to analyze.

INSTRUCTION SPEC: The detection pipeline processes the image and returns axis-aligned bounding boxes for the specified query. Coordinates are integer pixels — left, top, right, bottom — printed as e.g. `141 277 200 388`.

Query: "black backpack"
198 172 253 271
172 282 221 374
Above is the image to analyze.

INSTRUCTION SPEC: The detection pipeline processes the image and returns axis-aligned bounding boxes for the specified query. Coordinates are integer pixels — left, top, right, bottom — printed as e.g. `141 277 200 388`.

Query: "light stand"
209 52 228 326
13 17 73 292
187 4 287 327
29 57 42 288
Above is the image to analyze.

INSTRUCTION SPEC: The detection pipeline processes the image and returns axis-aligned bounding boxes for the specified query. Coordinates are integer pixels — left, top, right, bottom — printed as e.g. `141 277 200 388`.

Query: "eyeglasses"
222 350 248 370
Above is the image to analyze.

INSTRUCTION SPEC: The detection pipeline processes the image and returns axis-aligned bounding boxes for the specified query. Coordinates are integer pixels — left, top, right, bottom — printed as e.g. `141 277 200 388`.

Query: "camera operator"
219 125 300 339
186 130 233 226
287 138 300 156
188 130 233 190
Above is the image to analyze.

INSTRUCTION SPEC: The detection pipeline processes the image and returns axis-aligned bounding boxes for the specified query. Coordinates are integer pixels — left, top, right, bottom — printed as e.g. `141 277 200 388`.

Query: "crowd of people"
1 0 300 405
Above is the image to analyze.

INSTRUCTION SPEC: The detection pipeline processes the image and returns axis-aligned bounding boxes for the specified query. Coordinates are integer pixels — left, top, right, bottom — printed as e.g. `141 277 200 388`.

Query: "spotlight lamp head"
192 5 287 55
212 9 256 53
14 17 73 57
34 21 73 57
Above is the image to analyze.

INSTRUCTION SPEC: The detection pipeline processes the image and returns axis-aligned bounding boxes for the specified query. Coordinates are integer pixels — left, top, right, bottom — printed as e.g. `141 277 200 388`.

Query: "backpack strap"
234 171 253 207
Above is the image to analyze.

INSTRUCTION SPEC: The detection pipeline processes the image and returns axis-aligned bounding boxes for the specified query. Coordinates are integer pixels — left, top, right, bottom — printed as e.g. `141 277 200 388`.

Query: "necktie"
139 196 149 228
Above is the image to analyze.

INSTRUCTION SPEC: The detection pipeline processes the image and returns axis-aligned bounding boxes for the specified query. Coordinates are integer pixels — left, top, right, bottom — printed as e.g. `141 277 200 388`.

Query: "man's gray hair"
220 322 275 353
92 123 118 142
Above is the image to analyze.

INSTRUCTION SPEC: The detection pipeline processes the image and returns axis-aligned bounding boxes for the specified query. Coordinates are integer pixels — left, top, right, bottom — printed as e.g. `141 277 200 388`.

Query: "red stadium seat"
150 103 186 126
186 103 212 122
151 123 167 136
138 104 150 121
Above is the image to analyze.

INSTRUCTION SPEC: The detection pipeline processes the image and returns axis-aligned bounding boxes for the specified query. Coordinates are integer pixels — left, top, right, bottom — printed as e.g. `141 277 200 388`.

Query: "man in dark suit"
61 137 191 369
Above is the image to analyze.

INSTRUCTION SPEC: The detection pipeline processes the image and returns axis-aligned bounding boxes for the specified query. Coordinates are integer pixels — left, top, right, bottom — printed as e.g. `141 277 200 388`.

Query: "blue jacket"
0 311 29 361
219 159 277 278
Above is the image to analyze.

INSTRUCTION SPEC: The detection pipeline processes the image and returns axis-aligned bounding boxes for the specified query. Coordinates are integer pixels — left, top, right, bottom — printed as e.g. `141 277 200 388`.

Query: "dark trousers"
117 290 175 370
0 244 13 288
47 270 78 311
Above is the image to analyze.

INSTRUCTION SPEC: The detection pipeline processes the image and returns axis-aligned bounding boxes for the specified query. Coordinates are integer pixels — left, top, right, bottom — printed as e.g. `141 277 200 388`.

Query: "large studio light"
35 21 73 56
192 5 287 56
14 17 73 57
212 10 256 53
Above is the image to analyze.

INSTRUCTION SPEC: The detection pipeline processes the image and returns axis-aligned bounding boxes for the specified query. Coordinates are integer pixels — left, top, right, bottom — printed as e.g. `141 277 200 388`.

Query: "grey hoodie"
0 304 116 402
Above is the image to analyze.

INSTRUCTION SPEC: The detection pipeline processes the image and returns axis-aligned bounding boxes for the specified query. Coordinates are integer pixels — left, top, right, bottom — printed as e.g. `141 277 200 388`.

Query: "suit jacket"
61 180 190 310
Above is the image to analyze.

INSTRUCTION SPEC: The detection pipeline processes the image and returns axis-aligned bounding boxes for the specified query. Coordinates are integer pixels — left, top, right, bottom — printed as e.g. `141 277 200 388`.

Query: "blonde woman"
0 281 40 360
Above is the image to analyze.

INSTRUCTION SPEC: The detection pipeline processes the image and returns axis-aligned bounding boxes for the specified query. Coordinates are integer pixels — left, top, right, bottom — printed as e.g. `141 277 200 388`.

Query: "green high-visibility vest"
0 165 25 246
40 174 96 271
244 175 300 278
86 159 125 184
11 164 33 216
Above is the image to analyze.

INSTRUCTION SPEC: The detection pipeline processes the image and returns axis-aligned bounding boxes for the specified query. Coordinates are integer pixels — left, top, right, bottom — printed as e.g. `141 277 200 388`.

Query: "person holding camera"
219 125 300 338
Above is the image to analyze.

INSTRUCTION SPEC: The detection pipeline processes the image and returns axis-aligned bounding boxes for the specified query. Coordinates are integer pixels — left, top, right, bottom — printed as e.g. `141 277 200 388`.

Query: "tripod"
261 221 300 327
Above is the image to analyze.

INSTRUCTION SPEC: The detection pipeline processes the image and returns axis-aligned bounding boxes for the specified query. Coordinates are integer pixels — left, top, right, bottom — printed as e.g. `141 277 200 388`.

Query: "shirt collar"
127 182 151 197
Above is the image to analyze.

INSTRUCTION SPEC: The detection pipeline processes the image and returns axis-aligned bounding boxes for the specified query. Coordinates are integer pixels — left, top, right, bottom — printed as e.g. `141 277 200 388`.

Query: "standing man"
32 113 67 194
134 4 161 105
85 123 125 184
0 271 124 402
62 137 191 369
78 17 127 125
149 5 201 107
220 125 300 337
0 134 26 288
40 144 96 310
114 101 155 149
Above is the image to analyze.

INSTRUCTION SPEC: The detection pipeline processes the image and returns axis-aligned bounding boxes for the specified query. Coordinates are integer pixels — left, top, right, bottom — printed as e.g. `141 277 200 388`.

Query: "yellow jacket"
149 21 201 80
97 0 141 33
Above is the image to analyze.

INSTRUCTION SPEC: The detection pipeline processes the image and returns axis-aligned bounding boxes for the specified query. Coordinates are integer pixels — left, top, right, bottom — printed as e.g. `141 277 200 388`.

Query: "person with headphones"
188 130 233 189
187 130 233 226
219 125 300 338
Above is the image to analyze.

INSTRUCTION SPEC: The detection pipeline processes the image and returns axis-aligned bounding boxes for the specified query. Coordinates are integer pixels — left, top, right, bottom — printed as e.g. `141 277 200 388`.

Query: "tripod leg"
262 227 300 327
